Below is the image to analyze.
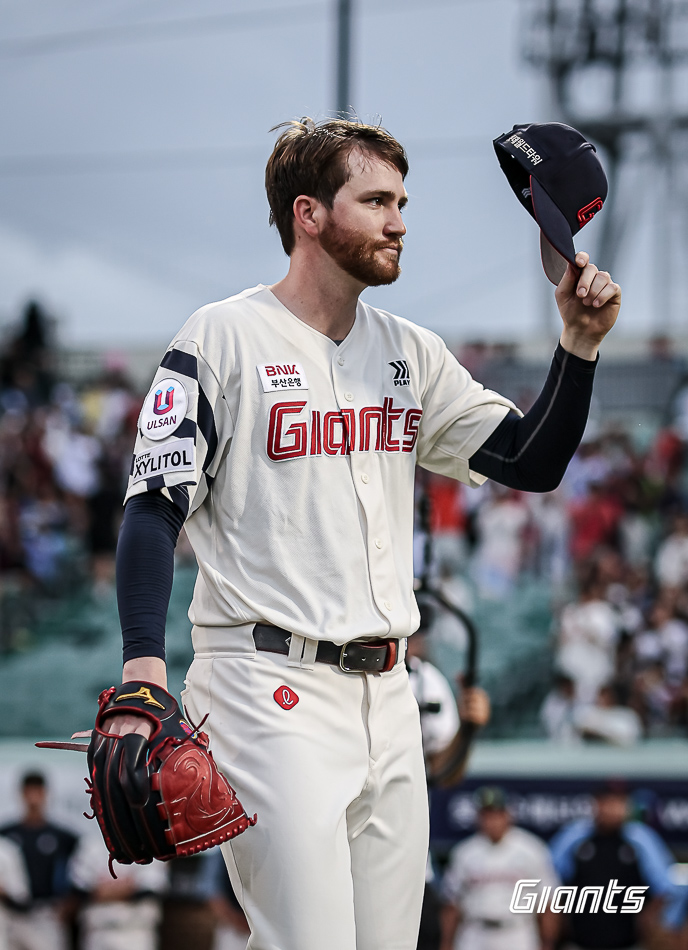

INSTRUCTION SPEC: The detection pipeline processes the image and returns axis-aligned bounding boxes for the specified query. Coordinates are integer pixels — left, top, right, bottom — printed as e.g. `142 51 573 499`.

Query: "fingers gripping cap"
493 122 608 284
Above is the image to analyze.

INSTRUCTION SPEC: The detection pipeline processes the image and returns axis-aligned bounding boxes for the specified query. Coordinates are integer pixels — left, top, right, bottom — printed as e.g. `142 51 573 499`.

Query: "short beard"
319 218 402 286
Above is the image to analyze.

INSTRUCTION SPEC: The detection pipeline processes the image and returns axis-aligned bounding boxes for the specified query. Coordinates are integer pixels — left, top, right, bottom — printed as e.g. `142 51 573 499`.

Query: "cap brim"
540 233 568 286
531 177 576 285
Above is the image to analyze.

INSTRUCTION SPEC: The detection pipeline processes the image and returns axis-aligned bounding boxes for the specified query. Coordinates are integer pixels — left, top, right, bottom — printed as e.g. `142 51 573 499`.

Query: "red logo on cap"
274 685 299 710
577 197 604 227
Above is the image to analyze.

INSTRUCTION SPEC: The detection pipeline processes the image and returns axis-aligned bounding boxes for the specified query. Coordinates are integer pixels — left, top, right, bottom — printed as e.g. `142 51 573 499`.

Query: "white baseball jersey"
69 835 167 950
125 285 516 643
442 826 558 924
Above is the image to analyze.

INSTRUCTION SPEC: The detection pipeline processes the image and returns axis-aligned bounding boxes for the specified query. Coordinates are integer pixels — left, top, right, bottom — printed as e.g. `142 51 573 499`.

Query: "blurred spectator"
568 481 623 565
540 674 579 744
572 684 642 747
555 577 621 705
655 513 688 590
0 834 29 950
549 781 687 949
440 787 558 950
527 490 569 590
69 834 167 950
0 771 78 950
472 487 529 599
561 440 610 502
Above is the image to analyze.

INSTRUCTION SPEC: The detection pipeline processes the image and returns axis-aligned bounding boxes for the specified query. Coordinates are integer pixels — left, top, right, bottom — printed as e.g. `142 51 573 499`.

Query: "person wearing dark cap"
440 787 559 950
549 781 686 950
0 771 78 950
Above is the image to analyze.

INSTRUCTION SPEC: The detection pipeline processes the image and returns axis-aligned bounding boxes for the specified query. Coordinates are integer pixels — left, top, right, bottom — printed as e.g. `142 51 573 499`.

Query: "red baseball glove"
38 681 256 874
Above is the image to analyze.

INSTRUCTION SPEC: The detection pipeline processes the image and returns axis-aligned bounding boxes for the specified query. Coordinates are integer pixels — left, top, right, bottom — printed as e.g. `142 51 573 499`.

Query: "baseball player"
440 787 559 950
106 118 620 950
69 834 168 950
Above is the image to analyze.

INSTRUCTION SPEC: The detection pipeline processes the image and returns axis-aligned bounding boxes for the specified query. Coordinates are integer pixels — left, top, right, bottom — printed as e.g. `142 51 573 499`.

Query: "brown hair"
265 117 408 254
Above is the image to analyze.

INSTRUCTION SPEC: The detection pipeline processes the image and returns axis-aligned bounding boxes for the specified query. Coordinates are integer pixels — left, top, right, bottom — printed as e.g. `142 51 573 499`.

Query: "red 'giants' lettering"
266 400 422 461
267 401 308 460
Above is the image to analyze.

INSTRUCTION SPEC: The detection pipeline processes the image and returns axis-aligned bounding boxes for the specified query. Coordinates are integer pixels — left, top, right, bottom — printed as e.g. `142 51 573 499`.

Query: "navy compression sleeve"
469 343 597 493
117 492 185 663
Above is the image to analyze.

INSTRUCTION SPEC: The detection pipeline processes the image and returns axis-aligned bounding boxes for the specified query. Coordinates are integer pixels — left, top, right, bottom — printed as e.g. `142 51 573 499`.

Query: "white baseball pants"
182 629 429 950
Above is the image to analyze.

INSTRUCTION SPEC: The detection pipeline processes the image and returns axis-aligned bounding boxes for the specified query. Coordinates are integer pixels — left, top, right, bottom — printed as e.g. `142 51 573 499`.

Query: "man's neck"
270 252 365 342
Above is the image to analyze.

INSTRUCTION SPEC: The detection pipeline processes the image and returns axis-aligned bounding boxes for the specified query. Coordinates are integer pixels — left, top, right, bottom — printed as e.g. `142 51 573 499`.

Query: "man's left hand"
458 686 491 728
556 251 621 361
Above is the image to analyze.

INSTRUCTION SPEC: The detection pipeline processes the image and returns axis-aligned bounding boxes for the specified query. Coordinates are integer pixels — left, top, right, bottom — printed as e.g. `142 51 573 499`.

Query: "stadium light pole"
335 0 353 116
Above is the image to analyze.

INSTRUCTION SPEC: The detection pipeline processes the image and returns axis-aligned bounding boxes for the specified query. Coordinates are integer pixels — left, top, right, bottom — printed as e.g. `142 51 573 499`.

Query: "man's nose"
384 207 406 236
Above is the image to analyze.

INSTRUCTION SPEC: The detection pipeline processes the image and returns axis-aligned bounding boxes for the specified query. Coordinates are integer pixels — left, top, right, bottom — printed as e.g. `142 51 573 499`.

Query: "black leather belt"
253 623 400 673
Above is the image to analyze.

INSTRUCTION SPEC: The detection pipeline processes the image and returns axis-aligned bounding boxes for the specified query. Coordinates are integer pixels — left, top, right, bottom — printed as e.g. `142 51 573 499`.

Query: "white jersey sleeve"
124 337 234 517
414 329 520 488
0 834 30 904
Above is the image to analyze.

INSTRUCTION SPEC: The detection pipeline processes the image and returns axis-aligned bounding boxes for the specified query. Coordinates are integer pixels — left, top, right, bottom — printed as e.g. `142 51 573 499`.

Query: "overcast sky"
0 0 667 350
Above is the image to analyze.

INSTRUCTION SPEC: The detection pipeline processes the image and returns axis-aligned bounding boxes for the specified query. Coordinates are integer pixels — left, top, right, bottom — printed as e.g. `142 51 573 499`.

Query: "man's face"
478 808 511 843
318 150 407 287
595 793 628 831
22 783 46 816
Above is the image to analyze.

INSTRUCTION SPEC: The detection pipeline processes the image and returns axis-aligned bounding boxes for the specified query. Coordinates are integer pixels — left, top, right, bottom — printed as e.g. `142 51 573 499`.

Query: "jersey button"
374 538 383 549
344 392 354 402
337 356 345 365
361 473 369 484
384 601 393 611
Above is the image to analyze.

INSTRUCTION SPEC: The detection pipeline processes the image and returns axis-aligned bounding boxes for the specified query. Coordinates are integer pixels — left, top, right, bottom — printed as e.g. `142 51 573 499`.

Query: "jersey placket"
330 343 403 634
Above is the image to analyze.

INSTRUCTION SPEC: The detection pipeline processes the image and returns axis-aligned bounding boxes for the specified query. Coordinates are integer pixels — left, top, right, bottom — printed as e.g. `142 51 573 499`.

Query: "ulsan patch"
140 377 188 441
257 362 308 393
131 438 195 483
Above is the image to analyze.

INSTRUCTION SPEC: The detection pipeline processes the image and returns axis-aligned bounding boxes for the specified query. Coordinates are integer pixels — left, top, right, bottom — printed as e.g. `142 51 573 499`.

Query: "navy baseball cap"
475 786 508 811
493 122 608 285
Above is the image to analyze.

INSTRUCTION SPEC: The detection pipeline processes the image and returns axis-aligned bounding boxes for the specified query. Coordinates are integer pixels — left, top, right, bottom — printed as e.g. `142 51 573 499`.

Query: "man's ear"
292 195 322 239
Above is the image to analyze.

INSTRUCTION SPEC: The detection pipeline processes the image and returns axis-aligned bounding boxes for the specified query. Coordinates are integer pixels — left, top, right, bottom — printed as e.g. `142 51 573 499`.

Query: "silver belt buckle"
339 641 357 673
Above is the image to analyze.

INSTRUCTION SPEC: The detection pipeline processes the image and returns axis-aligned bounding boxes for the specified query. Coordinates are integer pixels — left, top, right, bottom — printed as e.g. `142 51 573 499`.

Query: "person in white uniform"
0 835 29 950
69 834 167 950
440 787 559 950
106 117 620 950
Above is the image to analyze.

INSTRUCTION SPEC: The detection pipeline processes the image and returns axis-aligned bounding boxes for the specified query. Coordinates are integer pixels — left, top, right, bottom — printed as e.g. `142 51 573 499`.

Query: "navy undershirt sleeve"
469 343 597 493
117 491 185 664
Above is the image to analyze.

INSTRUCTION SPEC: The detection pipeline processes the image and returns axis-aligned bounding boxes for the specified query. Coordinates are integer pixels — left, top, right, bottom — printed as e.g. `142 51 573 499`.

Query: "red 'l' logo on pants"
274 685 299 710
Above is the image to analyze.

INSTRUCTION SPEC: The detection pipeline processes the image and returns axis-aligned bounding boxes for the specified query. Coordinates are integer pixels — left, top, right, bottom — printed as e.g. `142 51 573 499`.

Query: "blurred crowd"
0 302 141 651
420 340 688 744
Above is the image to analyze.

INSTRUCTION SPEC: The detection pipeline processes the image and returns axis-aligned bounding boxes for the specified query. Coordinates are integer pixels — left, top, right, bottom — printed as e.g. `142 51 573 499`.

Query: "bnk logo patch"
274 685 299 710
